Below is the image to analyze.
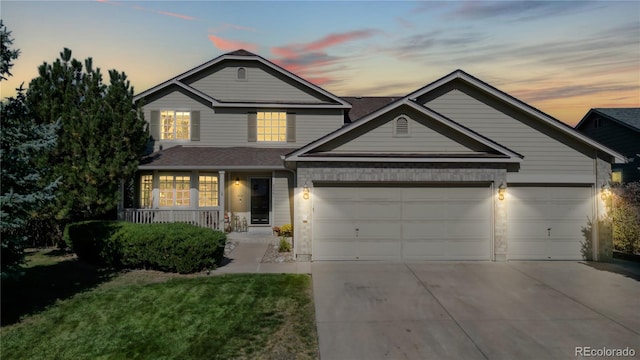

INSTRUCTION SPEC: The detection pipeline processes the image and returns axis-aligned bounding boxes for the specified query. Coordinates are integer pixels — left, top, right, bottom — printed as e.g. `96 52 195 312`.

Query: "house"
575 108 640 183
125 49 625 262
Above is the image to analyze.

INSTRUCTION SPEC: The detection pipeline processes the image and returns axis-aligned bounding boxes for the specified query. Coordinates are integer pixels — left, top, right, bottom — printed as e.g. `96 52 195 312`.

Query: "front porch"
122 208 220 230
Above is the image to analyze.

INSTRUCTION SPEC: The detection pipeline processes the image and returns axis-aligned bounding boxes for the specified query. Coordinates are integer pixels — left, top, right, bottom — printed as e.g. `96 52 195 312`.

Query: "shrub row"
64 221 226 273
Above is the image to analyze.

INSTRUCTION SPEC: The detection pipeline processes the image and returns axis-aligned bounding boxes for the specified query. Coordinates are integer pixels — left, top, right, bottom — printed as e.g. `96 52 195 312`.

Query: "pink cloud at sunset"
97 0 197 21
208 35 258 52
270 29 379 86
156 11 197 21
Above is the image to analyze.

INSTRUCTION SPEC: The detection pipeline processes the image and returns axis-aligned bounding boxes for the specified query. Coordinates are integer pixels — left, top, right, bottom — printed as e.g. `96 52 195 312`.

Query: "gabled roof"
341 96 402 123
134 49 351 109
575 108 640 132
139 146 296 170
285 98 524 163
404 70 626 163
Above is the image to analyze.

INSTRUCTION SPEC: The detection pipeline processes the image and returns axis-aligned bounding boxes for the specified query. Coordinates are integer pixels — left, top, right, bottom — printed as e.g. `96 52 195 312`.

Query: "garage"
313 184 492 261
507 185 594 260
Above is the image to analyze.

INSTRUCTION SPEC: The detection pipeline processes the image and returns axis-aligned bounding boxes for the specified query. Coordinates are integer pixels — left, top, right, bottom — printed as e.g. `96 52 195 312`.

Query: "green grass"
1 250 319 359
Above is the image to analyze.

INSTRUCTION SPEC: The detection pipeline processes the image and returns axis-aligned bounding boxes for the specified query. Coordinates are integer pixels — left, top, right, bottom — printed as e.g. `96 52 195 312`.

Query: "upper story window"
237 67 247 81
594 117 604 129
394 116 410 137
161 110 190 140
257 111 287 142
611 171 622 183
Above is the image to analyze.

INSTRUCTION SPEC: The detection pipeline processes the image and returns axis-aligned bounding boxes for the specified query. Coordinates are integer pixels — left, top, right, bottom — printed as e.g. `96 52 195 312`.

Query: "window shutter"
286 113 296 142
191 111 200 141
248 112 257 142
150 110 160 140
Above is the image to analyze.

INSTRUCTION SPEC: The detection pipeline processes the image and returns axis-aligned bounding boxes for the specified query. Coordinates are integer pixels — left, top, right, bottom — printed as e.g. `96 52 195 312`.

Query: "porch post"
218 170 225 230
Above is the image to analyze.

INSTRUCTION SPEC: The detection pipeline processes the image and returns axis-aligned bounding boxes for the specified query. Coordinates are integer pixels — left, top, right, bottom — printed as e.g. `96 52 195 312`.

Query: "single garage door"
313 185 492 260
507 186 594 260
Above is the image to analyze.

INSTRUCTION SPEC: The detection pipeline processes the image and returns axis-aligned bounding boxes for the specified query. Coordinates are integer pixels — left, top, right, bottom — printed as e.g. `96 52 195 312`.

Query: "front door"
250 178 270 224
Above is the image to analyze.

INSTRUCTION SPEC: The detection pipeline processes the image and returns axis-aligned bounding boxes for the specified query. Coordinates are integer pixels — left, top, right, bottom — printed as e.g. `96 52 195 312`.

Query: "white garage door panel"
508 186 593 260
314 186 491 260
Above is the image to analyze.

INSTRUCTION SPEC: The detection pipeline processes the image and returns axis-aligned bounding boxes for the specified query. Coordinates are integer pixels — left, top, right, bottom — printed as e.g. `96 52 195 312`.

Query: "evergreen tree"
0 20 19 80
26 48 148 222
1 20 59 277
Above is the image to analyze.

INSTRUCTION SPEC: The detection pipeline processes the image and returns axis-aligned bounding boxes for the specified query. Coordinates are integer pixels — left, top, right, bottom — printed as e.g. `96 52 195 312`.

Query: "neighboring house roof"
139 146 297 170
341 96 402 123
286 98 524 163
134 49 351 109
404 69 626 163
575 108 640 132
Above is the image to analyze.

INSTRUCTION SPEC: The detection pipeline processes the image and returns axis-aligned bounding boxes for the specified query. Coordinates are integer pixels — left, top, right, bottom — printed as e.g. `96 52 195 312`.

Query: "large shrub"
65 221 226 273
611 182 640 255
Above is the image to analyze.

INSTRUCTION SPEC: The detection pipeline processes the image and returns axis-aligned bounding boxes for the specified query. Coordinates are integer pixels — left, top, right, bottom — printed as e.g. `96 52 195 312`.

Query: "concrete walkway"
213 242 310 274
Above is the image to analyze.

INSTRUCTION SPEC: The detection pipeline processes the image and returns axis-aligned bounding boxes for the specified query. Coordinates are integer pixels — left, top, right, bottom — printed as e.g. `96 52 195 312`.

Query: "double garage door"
313 184 594 261
313 185 492 261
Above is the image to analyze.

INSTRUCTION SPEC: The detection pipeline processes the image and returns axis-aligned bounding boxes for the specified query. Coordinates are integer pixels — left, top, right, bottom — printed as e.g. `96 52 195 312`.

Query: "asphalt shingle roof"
341 96 402 122
140 146 297 168
593 108 640 131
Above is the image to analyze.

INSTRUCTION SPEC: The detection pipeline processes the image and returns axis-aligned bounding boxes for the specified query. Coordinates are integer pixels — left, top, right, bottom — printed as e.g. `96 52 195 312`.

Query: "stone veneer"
595 156 613 261
293 162 508 261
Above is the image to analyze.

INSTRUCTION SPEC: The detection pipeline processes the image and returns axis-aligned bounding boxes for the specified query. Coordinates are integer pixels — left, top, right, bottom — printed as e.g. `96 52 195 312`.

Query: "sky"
1 0 639 126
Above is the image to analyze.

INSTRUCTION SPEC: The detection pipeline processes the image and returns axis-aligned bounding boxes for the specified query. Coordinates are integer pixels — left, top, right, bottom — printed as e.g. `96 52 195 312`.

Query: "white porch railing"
123 209 220 230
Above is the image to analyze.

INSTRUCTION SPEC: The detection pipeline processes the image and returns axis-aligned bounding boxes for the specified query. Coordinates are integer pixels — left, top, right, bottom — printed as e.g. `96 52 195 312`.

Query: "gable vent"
237 67 247 80
395 117 409 136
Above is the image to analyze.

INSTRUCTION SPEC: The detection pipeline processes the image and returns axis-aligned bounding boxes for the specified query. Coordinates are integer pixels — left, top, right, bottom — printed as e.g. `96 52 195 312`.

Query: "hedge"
64 221 226 273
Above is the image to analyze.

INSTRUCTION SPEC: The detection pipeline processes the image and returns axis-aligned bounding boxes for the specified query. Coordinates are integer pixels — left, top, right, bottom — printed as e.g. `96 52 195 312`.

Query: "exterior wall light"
302 183 310 200
235 177 240 185
498 183 506 201
601 183 611 200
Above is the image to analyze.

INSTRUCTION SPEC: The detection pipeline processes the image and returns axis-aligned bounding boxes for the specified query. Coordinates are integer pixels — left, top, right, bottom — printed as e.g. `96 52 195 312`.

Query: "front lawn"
1 251 318 359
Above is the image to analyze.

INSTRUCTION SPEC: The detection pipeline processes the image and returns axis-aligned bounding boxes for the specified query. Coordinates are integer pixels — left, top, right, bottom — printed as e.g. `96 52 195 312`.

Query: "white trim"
139 165 286 170
506 173 596 184
287 156 520 163
406 70 626 163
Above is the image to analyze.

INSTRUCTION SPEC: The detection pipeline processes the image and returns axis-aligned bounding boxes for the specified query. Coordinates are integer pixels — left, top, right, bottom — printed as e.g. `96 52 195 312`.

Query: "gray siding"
423 88 595 175
144 91 344 149
577 117 640 182
317 105 495 154
185 61 331 103
144 90 211 151
333 114 476 153
273 171 293 226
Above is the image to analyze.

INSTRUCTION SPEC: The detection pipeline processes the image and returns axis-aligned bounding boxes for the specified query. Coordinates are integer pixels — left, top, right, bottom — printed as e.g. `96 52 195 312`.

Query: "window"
237 67 246 80
257 111 287 142
394 116 409 137
611 171 622 183
199 175 219 207
161 110 190 140
159 175 190 207
140 175 153 208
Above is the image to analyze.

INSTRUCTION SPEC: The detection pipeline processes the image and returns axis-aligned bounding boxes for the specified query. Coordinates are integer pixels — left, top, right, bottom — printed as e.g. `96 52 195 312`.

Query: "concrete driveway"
312 261 640 359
